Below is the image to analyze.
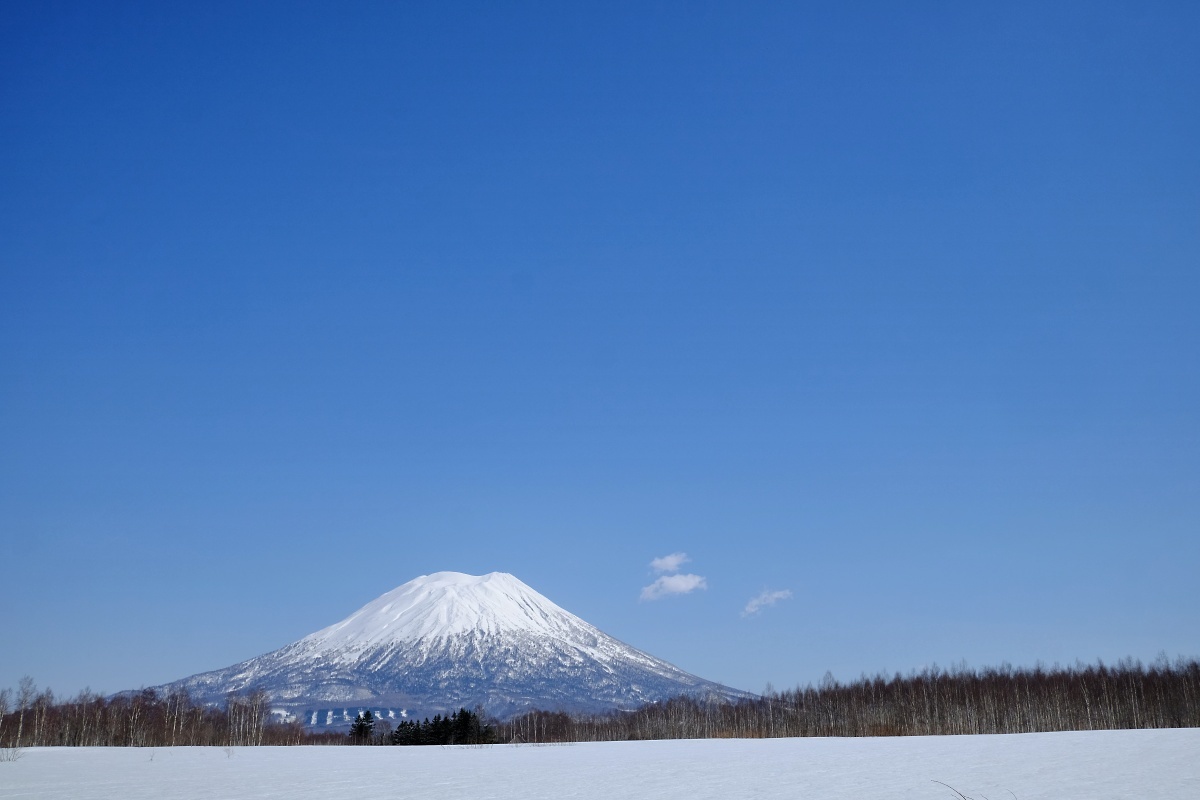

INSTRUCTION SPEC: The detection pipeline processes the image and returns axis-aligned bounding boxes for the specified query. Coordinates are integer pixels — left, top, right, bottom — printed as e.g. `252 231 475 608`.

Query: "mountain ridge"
149 571 753 724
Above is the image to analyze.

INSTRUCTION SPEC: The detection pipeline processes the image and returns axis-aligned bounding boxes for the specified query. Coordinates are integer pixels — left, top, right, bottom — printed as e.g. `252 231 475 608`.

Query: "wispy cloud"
640 573 708 601
742 589 792 617
650 552 690 574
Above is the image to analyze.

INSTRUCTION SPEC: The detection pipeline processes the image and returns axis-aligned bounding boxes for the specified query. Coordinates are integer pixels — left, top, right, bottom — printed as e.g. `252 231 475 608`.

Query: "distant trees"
0 687 9 746
341 706 496 745
227 689 271 746
498 656 1200 742
15 677 35 749
390 708 494 745
0 683 499 748
3 656 1196 748
348 710 375 744
0 684 337 747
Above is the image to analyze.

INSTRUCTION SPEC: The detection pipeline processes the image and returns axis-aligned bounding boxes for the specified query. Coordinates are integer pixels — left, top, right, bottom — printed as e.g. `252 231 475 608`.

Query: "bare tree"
14 677 35 749
496 657 1200 743
0 687 10 742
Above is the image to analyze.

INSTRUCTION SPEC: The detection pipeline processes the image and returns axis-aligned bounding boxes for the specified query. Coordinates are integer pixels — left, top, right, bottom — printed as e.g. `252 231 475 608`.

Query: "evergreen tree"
348 710 375 744
384 707 495 746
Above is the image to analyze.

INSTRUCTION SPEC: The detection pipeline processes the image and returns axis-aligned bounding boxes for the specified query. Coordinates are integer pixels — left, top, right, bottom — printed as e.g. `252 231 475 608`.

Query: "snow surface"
2 729 1197 800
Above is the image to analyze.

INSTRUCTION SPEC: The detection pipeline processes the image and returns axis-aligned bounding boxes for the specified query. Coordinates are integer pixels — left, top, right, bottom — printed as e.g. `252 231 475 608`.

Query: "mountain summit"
153 571 751 724
302 571 606 648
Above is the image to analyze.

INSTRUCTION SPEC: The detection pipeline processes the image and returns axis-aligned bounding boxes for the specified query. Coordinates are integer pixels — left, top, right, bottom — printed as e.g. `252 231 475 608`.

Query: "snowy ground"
2 729 1197 800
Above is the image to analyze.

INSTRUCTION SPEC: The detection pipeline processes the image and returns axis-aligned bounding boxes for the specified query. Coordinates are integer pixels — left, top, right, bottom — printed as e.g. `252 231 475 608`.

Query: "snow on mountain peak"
153 569 754 720
300 571 591 651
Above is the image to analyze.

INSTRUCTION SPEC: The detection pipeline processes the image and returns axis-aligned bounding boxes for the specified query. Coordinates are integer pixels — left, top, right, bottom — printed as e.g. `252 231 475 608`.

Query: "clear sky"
2 1 1198 699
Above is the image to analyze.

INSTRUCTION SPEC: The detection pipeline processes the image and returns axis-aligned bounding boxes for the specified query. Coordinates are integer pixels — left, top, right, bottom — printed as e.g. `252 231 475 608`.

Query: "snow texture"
2 729 1197 800
149 572 751 722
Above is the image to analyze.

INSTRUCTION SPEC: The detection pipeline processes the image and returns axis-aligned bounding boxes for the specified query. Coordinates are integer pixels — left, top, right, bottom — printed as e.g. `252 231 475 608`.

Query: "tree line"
4 656 1196 748
0 679 340 748
348 707 496 745
497 655 1200 742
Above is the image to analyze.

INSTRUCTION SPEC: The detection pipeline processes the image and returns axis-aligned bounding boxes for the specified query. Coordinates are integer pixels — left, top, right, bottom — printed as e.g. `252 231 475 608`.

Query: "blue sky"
2 1 1198 698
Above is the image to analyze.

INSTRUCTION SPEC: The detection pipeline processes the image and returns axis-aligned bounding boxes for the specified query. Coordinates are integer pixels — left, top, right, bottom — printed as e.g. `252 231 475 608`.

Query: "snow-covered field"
2 729 1197 800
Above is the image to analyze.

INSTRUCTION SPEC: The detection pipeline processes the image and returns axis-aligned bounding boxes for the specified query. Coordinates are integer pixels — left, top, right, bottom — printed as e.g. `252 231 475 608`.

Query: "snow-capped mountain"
152 571 752 724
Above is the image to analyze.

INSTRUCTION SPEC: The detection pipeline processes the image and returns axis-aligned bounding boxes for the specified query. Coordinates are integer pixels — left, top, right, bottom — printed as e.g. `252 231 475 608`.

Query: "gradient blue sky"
2 1 1197 699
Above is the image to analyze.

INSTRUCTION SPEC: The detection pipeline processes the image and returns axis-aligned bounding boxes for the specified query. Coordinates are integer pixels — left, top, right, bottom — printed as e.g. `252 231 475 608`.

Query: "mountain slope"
152 571 752 723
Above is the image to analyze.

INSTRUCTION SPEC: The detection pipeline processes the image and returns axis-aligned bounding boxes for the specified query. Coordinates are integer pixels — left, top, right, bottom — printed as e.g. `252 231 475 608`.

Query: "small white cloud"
742 589 792 618
640 573 707 601
650 552 690 574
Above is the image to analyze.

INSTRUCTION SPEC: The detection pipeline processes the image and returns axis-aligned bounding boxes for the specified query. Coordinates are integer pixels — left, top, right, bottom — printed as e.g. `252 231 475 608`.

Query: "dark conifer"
348 710 375 744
